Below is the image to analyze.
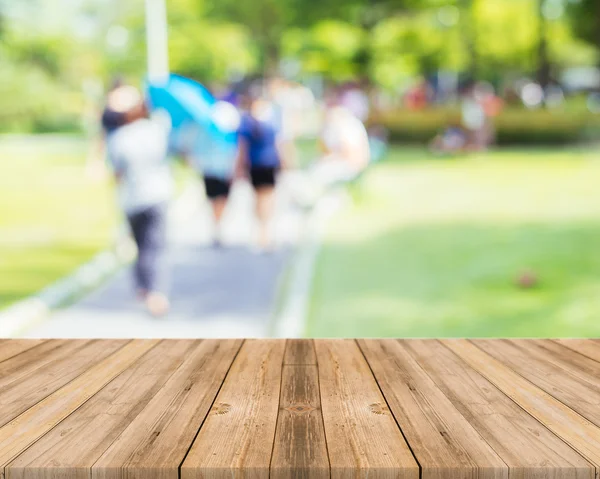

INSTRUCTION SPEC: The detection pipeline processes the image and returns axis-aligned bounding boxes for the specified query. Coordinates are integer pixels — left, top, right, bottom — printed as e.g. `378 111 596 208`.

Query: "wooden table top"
1 339 600 479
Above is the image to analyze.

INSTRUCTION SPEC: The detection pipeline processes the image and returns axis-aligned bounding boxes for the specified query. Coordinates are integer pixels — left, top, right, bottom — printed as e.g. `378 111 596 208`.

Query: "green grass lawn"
308 146 600 337
0 136 117 308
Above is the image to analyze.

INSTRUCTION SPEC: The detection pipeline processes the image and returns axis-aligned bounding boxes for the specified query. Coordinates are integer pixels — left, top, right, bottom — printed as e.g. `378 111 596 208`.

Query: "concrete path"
24 173 305 338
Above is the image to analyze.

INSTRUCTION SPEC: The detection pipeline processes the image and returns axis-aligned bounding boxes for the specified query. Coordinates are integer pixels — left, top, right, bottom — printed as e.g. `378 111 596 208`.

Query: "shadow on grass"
309 221 600 338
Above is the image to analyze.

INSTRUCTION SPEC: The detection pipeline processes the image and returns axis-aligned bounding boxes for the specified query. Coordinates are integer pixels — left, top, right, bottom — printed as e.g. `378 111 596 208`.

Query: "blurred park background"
2 0 600 336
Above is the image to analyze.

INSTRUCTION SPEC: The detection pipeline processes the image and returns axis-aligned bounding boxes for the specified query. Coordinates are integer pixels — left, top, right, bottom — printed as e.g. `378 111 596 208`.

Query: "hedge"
370 107 600 145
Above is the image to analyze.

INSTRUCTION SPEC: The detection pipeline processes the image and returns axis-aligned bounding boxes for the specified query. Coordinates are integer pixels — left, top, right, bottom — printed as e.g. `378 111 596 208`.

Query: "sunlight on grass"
309 146 600 338
0 137 117 308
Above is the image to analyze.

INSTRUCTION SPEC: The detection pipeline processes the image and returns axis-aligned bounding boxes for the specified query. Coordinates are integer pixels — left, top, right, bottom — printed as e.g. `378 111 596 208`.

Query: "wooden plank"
0 340 126 428
473 339 600 427
359 339 507 479
0 340 45 364
6 340 198 479
92 339 243 479
443 339 600 470
315 340 419 479
181 339 286 479
271 340 329 478
284 340 317 365
404 340 593 479
0 340 90 396
0 339 159 479
554 339 600 364
525 339 600 389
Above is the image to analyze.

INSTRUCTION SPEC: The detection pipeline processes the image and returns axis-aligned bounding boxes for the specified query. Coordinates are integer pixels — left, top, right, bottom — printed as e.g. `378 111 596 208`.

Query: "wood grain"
0 340 126 428
473 339 600 427
553 340 600 363
92 339 243 479
0 340 91 400
6 340 197 479
284 340 317 365
181 339 286 479
2 339 600 479
316 340 419 479
0 340 45 364
443 339 600 469
271 340 328 478
406 340 593 479
0 339 159 479
359 339 507 479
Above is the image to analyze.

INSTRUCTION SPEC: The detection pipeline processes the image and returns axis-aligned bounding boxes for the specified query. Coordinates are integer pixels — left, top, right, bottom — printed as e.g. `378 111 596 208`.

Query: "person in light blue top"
177 100 240 246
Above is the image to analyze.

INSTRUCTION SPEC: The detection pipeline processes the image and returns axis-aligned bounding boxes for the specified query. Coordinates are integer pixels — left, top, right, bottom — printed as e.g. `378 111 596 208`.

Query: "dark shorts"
249 167 278 189
203 176 231 200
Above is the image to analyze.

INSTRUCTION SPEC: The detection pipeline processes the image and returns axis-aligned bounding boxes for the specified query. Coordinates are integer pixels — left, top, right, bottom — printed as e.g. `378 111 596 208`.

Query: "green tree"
567 0 600 83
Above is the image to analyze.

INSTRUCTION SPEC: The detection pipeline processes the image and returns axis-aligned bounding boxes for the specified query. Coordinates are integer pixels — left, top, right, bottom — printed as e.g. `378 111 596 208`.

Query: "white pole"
145 0 170 83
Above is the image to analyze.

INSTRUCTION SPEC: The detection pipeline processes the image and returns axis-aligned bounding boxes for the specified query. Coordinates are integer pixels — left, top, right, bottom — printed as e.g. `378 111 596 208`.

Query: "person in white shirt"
105 87 173 317
316 99 370 185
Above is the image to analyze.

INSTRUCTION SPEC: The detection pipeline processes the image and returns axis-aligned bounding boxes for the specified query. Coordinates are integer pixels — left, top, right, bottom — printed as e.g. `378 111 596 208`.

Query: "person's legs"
127 210 148 296
250 167 278 250
255 186 275 248
204 176 231 246
128 204 169 315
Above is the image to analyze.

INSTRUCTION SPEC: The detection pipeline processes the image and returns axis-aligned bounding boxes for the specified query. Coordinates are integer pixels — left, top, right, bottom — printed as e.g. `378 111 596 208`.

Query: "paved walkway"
24 174 305 338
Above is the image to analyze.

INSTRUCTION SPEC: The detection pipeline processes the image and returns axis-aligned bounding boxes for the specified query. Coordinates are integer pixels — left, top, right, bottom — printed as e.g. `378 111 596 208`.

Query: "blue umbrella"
146 74 239 159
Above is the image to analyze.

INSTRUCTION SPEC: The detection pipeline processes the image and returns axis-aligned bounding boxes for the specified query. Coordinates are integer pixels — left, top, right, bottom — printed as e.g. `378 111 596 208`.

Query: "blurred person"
461 81 501 151
405 79 432 110
340 81 370 122
105 87 173 317
178 103 241 247
317 94 370 179
429 121 468 155
267 77 298 169
291 96 370 208
460 82 487 151
367 125 389 163
86 76 134 179
235 85 283 251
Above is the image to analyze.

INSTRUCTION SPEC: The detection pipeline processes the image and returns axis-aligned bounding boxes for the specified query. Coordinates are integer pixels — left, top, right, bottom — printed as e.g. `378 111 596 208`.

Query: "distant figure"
340 82 370 122
429 121 468 155
405 79 432 111
178 102 240 247
267 77 298 169
317 97 370 183
105 87 173 316
461 82 499 151
86 77 131 179
235 86 282 251
367 125 389 163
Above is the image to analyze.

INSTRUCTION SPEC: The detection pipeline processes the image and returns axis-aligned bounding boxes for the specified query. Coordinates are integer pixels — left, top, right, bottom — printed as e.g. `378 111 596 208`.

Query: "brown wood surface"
7 340 195 479
0 340 126 428
1 339 600 479
181 340 286 479
359 339 507 479
444 339 600 470
0 340 45 364
271 340 329 479
316 339 419 479
554 339 600 363
0 340 159 479
473 339 600 427
406 340 594 479
93 339 243 479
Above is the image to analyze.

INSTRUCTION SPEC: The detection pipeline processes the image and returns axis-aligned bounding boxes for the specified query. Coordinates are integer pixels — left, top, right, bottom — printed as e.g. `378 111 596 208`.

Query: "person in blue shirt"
235 86 282 250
